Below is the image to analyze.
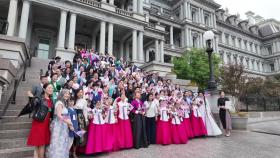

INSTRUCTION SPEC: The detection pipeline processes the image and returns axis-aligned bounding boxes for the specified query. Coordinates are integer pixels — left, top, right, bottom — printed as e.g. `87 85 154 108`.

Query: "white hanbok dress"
197 97 222 136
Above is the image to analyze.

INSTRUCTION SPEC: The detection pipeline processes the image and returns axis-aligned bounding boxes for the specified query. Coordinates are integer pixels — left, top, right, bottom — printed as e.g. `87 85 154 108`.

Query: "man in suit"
27 75 48 98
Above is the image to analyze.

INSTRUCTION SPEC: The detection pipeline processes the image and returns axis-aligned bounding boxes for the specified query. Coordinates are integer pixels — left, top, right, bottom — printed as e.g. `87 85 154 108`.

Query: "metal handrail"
0 56 31 119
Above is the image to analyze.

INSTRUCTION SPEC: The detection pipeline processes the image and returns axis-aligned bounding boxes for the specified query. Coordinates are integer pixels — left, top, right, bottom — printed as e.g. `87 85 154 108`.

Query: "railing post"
246 97 249 112
22 63 26 81
11 79 17 104
278 97 280 111
263 97 266 111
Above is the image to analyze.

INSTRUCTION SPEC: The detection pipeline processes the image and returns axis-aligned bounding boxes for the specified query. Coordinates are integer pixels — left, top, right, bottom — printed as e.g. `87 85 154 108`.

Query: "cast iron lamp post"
203 30 217 90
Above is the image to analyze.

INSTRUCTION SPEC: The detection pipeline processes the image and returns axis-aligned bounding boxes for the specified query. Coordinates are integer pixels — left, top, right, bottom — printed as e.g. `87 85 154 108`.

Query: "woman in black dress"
217 91 232 137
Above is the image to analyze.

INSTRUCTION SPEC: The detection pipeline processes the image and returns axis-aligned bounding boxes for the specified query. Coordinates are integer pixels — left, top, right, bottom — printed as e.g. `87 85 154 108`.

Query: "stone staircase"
0 57 49 158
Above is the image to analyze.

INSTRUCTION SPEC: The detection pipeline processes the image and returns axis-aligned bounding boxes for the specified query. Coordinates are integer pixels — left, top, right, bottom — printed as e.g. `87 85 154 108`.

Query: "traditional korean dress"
131 99 148 149
169 110 188 144
117 100 133 149
190 105 208 137
85 108 112 154
156 104 172 145
181 102 194 139
105 105 120 151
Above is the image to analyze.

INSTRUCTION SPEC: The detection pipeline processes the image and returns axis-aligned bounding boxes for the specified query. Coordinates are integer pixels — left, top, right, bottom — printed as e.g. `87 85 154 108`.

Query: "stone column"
260 62 263 72
160 40 164 63
125 42 130 61
57 10 67 48
108 23 114 55
180 4 184 20
120 41 124 59
183 1 188 20
213 13 217 28
243 58 248 69
184 27 188 47
200 33 204 48
99 21 106 54
221 32 225 43
68 12 77 51
235 37 239 48
146 49 149 62
181 29 185 47
170 26 174 48
188 28 193 47
138 31 144 62
7 0 18 36
132 30 138 61
201 9 204 25
133 0 137 12
155 39 159 62
19 0 31 39
187 3 191 19
138 0 143 14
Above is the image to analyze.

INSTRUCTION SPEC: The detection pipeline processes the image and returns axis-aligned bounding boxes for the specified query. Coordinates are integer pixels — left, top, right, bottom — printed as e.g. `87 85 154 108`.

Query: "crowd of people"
26 49 232 158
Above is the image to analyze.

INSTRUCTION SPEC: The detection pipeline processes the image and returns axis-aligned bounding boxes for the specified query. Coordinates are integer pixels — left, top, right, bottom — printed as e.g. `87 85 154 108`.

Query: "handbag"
32 98 49 122
225 100 235 113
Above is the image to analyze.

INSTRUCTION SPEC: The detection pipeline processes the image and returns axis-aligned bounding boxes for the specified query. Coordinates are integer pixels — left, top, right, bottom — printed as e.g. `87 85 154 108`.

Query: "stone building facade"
0 0 279 77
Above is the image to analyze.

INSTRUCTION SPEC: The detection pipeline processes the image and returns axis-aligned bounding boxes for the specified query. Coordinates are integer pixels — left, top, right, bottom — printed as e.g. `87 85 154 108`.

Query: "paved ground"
80 129 280 158
248 119 280 135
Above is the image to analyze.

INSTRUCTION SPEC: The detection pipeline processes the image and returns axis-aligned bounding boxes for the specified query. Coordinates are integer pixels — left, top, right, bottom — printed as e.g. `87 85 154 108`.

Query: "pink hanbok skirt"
106 123 120 151
170 122 188 144
182 118 194 138
190 112 208 137
85 123 112 154
156 120 172 145
117 118 133 149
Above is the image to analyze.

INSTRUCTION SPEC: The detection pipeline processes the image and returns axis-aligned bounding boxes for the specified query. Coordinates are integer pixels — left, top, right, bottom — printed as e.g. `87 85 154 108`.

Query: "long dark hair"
41 83 53 98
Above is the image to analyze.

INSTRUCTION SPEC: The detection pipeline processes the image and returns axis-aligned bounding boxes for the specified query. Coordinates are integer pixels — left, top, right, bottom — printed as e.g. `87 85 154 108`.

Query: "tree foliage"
220 63 280 97
172 48 221 89
220 63 247 98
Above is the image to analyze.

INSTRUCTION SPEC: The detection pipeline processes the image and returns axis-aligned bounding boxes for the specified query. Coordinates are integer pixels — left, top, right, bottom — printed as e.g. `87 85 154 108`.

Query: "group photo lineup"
0 0 280 158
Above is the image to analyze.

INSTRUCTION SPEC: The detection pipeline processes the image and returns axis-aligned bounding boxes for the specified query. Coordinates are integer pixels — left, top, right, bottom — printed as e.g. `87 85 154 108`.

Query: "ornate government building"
1 0 280 77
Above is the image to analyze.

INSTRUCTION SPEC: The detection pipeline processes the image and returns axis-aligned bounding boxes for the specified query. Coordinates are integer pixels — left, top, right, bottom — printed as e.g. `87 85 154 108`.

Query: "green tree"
172 48 221 89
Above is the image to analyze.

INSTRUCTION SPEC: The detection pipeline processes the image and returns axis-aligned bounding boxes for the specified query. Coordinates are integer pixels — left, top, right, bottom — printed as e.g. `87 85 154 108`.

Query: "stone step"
2 103 30 110
0 147 33 158
0 122 31 130
0 116 32 124
0 129 30 139
0 138 27 150
0 110 23 117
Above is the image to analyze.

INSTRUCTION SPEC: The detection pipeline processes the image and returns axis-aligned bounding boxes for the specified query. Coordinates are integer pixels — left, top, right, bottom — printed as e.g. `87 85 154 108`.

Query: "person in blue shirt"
68 97 79 158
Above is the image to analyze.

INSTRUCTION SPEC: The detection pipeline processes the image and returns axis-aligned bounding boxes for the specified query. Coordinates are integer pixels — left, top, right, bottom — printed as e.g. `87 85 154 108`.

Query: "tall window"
191 9 197 22
270 64 275 72
204 15 209 26
244 41 247 50
238 38 242 48
250 43 253 52
192 36 198 48
225 34 229 45
255 44 258 54
164 54 172 63
267 45 272 55
231 36 236 47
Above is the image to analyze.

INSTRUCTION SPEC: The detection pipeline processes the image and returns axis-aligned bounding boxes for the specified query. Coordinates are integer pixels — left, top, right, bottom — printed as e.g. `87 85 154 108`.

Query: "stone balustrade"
116 8 133 17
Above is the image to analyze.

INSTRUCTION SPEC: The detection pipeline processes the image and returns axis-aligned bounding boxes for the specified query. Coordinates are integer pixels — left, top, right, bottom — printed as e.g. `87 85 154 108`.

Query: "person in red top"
27 83 54 158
